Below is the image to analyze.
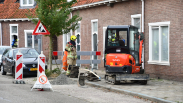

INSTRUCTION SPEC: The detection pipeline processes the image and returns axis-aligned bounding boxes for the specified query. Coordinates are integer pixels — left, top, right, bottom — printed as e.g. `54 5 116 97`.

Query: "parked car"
1 47 47 78
0 46 11 71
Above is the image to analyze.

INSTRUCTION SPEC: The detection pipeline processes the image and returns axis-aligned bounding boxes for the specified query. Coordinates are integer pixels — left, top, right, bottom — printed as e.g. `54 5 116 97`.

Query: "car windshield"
0 47 11 54
13 49 39 58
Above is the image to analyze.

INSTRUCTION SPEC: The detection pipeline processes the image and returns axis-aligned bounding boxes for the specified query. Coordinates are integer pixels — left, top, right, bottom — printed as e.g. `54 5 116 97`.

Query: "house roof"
0 0 127 21
0 0 36 21
72 0 128 10
73 0 103 7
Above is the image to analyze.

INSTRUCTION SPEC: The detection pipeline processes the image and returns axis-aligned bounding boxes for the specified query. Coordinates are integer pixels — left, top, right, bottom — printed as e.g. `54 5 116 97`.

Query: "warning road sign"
33 20 50 35
39 75 47 84
31 72 53 91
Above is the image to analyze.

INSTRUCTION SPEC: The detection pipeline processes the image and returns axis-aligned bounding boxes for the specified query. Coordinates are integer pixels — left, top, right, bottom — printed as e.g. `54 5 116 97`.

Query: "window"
20 0 34 6
0 0 5 4
9 24 18 47
103 27 107 60
63 33 71 50
129 27 139 65
3 49 10 56
75 21 81 66
148 21 170 65
24 30 42 52
107 29 127 47
8 50 13 58
91 19 98 69
4 50 10 57
131 14 141 32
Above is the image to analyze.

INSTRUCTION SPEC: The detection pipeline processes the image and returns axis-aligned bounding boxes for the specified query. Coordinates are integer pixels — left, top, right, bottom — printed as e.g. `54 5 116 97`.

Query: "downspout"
141 0 144 32
0 22 2 46
141 0 144 69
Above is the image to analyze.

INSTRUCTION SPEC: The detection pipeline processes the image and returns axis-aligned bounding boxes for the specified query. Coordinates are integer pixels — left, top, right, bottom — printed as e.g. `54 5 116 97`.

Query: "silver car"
0 46 11 71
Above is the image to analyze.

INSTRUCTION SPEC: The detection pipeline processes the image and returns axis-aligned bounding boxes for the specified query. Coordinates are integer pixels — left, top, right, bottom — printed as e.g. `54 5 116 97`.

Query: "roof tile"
0 0 36 19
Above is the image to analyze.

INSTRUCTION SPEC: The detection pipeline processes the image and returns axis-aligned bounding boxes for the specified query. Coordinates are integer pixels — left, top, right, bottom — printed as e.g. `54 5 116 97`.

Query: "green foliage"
52 68 61 74
34 0 82 37
45 68 61 77
45 69 52 77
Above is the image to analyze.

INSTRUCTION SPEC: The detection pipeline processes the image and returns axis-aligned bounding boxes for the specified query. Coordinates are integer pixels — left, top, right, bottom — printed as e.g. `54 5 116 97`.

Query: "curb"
85 81 174 103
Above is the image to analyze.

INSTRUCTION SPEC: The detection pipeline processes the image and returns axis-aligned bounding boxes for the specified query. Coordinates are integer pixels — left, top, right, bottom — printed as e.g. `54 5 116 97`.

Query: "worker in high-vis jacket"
11 39 18 48
65 35 77 76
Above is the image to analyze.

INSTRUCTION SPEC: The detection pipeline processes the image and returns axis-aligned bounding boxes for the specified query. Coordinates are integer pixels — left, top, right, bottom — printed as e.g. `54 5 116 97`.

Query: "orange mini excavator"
104 25 149 85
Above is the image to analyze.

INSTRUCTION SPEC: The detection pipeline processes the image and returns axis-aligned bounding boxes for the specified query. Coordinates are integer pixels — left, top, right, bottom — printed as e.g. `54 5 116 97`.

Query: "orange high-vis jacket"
62 51 68 71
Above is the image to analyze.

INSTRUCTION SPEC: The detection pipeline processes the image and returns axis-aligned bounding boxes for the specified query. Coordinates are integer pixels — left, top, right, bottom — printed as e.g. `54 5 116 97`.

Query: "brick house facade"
59 0 183 81
0 0 182 81
0 0 51 59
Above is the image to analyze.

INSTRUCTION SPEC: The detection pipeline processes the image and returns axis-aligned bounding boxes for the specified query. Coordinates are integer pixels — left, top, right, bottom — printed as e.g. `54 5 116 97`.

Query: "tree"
29 0 82 71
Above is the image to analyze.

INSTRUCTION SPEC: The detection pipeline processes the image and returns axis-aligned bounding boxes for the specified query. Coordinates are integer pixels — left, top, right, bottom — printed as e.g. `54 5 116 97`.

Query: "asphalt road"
0 73 152 103
0 73 89 103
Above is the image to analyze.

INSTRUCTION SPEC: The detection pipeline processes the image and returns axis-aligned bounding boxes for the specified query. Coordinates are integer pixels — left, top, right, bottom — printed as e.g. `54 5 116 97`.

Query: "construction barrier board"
31 72 53 91
15 51 23 81
38 52 46 77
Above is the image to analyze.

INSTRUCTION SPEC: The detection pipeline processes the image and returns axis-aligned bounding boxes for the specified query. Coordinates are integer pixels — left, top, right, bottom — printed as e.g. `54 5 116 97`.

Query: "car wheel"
1 65 6 75
12 68 15 78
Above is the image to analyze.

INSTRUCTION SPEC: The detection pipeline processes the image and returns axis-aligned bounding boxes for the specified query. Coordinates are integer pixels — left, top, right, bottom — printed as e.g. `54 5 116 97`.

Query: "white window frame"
9 24 18 47
91 19 98 69
63 33 71 51
103 27 107 60
91 19 98 51
148 21 170 66
75 21 81 48
20 0 34 7
24 30 34 48
131 14 141 32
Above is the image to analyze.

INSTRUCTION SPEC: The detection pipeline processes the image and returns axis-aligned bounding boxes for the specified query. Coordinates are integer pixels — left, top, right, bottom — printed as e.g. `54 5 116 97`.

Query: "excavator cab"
104 25 148 85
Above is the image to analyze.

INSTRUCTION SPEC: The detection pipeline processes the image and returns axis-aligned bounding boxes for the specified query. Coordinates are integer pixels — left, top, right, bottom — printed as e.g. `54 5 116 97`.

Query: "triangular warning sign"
33 20 50 35
31 72 53 91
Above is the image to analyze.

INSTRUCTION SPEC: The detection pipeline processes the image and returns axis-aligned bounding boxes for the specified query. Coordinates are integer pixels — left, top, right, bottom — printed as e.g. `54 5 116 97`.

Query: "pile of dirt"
50 74 77 85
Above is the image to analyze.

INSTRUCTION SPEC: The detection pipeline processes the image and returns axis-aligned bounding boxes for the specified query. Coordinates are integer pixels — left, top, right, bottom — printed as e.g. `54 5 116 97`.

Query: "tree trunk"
49 35 53 71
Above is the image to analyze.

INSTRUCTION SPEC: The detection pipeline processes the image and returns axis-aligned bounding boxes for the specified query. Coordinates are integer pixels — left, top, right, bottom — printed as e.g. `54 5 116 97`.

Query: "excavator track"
105 73 148 85
105 74 120 85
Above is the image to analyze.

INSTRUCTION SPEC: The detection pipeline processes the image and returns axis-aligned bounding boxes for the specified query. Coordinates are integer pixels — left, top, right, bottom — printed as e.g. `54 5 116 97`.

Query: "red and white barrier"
15 50 23 80
38 51 46 77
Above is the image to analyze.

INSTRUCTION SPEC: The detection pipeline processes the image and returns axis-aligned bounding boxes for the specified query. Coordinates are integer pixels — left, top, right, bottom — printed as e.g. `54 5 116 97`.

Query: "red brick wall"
144 0 183 81
1 21 50 61
71 0 141 70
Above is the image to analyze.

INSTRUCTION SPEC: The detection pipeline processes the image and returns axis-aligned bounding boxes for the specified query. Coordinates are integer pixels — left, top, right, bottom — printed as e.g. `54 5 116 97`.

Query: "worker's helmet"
70 35 77 41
